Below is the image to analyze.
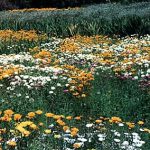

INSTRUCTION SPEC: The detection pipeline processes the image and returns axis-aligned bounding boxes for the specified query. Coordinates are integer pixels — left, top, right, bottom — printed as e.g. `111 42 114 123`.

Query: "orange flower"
71 127 79 132
1 115 12 122
14 114 22 121
73 143 82 149
66 116 72 120
45 113 54 118
27 112 35 119
4 109 14 117
75 116 81 120
56 119 66 126
35 110 43 115
109 117 122 123
71 131 78 137
63 126 70 132
95 119 102 124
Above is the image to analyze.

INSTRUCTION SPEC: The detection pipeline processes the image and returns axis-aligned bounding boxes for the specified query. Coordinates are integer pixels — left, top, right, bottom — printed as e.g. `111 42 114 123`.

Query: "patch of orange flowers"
0 30 47 42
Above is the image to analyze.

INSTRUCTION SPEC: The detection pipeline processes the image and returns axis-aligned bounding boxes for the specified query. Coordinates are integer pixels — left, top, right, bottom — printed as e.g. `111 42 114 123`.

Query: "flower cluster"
0 33 149 149
0 30 47 42
0 109 149 149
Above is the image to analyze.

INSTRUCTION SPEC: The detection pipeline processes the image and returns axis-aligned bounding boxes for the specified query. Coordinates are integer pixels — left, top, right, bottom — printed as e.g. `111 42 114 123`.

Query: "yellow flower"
30 124 38 130
126 122 135 129
54 134 61 139
143 128 150 133
53 115 62 120
16 126 26 133
45 113 54 118
7 141 17 147
4 109 14 117
10 130 16 134
23 130 30 137
14 114 22 121
81 94 86 97
35 110 43 115
138 121 144 125
0 128 6 134
27 112 35 119
44 129 51 134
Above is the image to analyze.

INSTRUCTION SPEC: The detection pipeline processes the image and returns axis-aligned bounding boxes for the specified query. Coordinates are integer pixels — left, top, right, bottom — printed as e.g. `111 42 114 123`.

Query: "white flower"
86 123 93 128
51 87 56 90
114 139 120 143
52 76 58 79
134 76 138 80
25 96 29 99
98 137 105 141
49 91 54 94
65 129 71 133
132 132 139 137
98 134 106 142
97 134 106 138
122 141 129 146
147 69 150 73
77 138 87 142
65 84 69 87
133 141 145 147
141 75 145 78
49 124 54 128
57 83 61 87
114 132 121 137
139 128 144 132
118 123 124 127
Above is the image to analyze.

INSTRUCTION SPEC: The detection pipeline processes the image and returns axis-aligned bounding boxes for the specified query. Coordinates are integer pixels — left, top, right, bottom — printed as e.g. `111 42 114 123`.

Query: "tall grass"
0 2 149 36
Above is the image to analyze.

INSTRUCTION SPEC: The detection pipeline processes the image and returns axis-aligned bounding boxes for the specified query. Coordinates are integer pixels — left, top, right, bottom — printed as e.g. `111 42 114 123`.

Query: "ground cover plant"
0 2 150 150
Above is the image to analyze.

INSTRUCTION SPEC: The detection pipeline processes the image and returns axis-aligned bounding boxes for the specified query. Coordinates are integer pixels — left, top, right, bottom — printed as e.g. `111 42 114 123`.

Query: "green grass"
0 2 149 36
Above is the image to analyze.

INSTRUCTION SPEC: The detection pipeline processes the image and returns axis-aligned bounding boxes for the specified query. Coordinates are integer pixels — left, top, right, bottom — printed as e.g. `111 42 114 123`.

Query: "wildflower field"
0 2 150 150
